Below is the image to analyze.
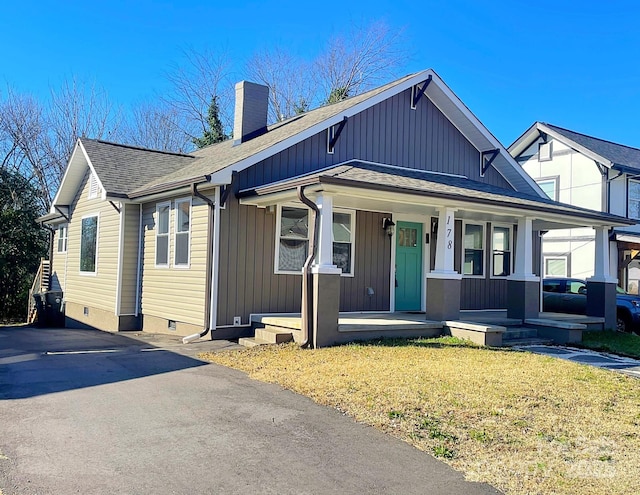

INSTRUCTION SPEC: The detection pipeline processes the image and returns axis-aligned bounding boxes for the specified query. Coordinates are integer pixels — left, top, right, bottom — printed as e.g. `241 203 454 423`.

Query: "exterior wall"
217 194 391 326
50 225 67 292
65 300 119 331
119 203 141 315
519 137 602 279
240 87 512 191
64 171 120 320
140 193 211 334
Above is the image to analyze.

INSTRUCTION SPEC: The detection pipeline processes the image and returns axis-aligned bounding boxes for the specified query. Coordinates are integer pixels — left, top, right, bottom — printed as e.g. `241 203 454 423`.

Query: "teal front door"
395 221 423 311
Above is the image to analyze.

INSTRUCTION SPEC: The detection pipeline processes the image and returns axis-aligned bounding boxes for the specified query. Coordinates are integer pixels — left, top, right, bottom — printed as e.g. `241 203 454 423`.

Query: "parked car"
542 277 640 333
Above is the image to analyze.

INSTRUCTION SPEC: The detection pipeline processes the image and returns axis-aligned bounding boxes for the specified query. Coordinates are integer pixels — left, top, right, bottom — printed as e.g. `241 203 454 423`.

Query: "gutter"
297 185 320 348
128 175 209 199
183 182 219 344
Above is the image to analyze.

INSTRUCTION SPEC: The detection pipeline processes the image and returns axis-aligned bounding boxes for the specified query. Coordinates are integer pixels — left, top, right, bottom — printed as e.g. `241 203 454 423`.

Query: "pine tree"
192 96 227 148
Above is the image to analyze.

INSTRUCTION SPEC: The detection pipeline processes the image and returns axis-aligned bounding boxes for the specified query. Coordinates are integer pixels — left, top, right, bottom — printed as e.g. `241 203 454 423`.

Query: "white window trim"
274 204 356 277
79 213 99 276
461 221 485 279
628 178 640 220
536 176 559 201
155 201 171 268
489 223 513 279
173 198 192 269
544 255 568 277
57 224 68 253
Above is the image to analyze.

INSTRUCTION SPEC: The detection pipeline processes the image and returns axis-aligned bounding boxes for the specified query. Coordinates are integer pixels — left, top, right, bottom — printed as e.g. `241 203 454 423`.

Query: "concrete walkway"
0 326 499 495
514 344 640 378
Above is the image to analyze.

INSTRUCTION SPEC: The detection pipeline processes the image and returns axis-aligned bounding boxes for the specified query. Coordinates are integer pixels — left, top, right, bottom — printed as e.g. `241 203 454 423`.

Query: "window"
463 223 484 276
155 202 170 267
544 256 567 277
278 206 309 273
628 179 640 220
332 211 355 275
491 225 512 277
174 199 191 267
538 141 552 162
536 177 558 201
57 224 68 253
80 215 98 273
88 173 102 199
276 205 355 275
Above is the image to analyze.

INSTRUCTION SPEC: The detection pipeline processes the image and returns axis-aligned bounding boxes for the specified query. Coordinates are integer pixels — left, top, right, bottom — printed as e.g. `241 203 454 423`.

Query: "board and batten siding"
240 87 512 192
64 171 119 313
119 203 141 315
140 194 211 327
216 195 391 326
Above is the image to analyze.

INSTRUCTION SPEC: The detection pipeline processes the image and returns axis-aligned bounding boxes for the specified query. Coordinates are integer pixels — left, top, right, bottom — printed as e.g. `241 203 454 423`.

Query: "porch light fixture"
382 217 395 237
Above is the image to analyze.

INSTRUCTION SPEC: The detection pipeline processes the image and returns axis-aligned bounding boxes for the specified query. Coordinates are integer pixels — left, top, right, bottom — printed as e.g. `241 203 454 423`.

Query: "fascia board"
507 122 539 156
50 139 84 210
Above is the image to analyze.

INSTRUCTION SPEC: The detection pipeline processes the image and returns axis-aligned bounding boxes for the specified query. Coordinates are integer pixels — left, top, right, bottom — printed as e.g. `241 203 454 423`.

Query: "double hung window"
463 223 484 276
174 199 191 267
155 202 170 266
57 224 68 253
491 225 512 277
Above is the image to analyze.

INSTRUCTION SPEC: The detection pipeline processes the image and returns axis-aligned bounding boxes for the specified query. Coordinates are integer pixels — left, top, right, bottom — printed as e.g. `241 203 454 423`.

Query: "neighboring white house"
510 123 640 293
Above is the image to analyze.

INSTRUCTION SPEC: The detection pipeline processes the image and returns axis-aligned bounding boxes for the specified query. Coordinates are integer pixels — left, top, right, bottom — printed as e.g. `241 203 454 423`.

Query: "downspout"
183 181 217 343
134 204 142 317
297 185 320 348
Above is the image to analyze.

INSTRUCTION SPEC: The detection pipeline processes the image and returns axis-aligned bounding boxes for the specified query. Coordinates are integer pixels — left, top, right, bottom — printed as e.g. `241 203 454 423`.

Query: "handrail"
27 258 50 323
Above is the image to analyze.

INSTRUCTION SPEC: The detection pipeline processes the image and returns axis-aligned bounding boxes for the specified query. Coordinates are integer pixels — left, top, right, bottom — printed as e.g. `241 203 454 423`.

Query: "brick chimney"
233 81 269 145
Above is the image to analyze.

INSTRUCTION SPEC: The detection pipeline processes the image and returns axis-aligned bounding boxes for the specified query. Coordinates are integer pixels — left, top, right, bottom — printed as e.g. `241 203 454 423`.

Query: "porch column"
312 192 341 347
586 226 617 330
426 207 462 321
507 216 540 320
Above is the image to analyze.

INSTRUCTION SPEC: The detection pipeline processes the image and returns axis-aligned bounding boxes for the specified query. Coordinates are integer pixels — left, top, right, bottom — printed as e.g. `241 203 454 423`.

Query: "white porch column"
314 192 339 272
426 206 461 321
432 207 459 276
510 217 539 281
589 226 617 283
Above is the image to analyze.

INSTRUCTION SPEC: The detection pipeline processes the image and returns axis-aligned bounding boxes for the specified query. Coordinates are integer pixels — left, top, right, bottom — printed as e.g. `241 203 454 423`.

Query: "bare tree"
247 48 317 123
314 20 408 104
123 101 192 153
0 78 121 210
245 20 408 121
162 47 233 141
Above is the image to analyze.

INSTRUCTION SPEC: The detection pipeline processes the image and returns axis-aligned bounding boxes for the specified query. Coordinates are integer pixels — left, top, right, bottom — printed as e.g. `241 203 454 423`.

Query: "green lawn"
201 337 640 495
580 331 640 359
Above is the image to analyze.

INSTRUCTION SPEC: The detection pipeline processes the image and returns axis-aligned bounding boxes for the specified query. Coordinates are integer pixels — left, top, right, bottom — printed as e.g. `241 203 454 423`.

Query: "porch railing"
27 258 50 324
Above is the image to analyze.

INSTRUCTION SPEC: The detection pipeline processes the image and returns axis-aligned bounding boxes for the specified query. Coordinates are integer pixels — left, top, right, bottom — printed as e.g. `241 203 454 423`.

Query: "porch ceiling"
239 161 633 231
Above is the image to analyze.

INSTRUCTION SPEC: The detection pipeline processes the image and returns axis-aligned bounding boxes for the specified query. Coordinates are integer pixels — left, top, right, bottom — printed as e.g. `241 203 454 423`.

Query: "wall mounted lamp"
382 217 395 237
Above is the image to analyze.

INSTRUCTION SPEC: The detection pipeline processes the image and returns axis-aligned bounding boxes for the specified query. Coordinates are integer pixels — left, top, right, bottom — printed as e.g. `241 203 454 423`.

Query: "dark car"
542 277 640 333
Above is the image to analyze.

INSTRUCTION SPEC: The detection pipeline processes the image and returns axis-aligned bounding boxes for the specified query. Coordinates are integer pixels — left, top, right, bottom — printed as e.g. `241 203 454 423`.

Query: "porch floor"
251 310 605 332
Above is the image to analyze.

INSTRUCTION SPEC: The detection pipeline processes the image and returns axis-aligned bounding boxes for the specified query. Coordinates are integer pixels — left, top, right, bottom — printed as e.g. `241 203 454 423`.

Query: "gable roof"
51 139 196 208
509 122 640 172
52 69 544 208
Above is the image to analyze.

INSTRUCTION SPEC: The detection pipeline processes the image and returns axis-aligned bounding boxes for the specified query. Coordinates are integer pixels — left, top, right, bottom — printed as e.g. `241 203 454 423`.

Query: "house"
510 123 640 293
38 71 632 346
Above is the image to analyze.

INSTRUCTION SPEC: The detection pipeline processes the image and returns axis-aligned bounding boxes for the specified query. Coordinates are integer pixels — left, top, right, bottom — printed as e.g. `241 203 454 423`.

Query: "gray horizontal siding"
240 87 512 191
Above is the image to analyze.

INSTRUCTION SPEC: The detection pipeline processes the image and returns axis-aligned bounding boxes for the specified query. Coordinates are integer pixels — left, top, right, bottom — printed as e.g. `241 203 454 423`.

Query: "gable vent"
88 173 102 199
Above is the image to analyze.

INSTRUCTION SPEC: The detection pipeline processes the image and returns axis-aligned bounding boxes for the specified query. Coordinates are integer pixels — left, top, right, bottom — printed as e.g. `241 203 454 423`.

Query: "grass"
200 337 640 495
579 330 640 359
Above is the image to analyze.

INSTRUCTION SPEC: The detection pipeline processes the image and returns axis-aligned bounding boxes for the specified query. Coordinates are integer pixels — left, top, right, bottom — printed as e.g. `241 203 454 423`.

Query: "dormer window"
88 173 102 199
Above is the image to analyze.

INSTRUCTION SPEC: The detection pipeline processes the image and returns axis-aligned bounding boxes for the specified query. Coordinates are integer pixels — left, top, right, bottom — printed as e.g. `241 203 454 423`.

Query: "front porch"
241 311 604 348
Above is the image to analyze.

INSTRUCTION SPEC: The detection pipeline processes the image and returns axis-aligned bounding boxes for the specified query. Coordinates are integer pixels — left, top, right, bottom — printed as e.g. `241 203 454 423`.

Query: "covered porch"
239 161 632 347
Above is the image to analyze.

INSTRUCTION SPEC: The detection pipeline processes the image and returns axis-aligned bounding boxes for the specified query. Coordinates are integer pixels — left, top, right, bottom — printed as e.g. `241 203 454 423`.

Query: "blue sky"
1 0 639 146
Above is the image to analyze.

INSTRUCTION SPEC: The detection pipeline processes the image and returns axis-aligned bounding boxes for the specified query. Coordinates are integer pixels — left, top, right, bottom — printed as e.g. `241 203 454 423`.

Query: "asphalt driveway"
0 326 499 495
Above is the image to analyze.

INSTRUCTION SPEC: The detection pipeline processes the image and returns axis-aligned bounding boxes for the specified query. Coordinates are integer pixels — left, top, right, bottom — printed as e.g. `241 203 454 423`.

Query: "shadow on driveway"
0 325 210 399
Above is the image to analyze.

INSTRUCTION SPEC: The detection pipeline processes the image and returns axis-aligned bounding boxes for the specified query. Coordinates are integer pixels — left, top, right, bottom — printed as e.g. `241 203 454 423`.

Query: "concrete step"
238 337 272 348
255 327 294 344
501 337 553 347
502 327 539 341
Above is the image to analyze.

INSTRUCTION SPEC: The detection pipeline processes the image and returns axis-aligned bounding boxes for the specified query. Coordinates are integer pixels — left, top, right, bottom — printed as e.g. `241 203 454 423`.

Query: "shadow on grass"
0 325 207 400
